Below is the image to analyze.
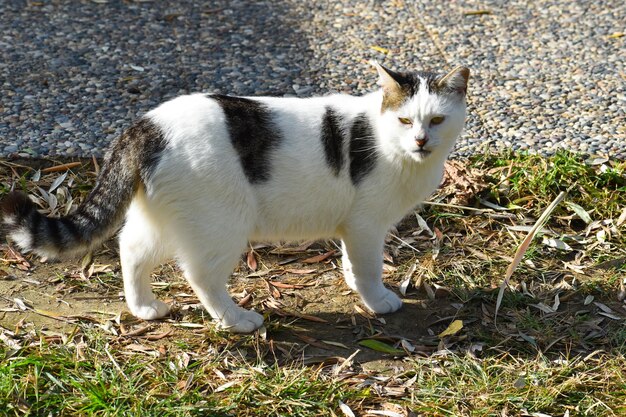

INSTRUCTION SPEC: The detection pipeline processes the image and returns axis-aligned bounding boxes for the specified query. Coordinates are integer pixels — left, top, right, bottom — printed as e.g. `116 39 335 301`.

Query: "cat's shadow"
258 290 467 364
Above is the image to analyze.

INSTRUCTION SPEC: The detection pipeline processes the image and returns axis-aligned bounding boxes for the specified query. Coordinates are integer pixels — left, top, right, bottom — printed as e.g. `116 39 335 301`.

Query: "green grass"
0 336 364 417
474 150 626 219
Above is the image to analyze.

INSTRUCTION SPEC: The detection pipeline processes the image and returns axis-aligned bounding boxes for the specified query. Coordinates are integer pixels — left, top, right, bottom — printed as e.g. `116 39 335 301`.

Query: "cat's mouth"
413 149 432 157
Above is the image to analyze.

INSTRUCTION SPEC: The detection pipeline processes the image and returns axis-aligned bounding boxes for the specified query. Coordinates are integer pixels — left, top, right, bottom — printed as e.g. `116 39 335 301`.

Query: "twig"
105 343 129 381
422 201 493 213
41 162 82 173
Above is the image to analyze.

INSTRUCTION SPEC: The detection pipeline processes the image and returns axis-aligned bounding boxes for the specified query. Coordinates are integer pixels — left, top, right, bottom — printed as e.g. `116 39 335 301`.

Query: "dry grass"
1 151 625 416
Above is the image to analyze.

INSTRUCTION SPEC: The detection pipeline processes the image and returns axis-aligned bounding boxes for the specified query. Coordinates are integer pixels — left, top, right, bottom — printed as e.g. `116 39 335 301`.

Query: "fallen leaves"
438 320 463 338
439 160 489 206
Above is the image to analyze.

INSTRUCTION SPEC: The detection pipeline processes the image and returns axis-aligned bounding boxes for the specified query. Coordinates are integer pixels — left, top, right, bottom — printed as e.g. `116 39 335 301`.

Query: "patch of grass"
406 352 626 416
473 150 626 219
0 337 364 417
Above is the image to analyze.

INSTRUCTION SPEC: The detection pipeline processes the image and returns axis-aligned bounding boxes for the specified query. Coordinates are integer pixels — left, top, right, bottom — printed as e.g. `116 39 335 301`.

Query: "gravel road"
1 0 624 159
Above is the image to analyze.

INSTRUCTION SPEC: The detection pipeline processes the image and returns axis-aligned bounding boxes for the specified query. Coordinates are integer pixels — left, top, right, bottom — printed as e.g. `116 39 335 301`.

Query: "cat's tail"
1 118 165 259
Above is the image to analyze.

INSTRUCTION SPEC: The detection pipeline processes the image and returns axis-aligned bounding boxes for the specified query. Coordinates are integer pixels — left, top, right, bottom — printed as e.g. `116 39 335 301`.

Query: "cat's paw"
361 289 403 314
219 309 264 333
131 299 170 320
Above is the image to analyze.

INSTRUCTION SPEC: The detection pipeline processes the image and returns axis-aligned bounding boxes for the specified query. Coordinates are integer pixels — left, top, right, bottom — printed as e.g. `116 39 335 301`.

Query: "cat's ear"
437 66 470 95
372 60 404 94
371 60 409 111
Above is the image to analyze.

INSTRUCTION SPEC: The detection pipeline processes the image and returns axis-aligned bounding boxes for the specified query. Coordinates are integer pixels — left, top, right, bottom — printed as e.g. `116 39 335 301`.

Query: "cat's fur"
2 63 469 333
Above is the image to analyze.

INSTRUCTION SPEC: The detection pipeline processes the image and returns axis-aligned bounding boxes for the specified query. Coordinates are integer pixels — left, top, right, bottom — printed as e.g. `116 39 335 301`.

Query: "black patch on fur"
1 191 36 221
349 113 377 185
211 95 280 183
320 107 345 175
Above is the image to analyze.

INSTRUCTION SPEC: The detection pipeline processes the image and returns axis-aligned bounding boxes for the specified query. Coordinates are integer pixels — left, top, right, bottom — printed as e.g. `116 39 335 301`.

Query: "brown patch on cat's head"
372 62 470 112
373 61 414 112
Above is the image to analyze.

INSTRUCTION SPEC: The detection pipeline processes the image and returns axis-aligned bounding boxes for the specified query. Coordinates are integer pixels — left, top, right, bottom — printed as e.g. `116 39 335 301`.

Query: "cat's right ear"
371 61 409 111
371 60 404 95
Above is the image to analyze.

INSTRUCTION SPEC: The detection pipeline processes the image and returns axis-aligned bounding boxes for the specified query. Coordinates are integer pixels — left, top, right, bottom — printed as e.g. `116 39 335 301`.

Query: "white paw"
131 299 170 320
361 288 403 314
219 308 264 333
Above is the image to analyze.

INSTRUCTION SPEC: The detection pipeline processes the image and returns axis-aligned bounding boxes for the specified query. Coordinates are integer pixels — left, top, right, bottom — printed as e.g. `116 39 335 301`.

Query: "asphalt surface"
1 0 625 159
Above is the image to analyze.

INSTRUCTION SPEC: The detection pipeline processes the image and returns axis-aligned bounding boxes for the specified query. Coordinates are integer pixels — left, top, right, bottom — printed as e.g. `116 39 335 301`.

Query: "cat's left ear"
437 66 470 95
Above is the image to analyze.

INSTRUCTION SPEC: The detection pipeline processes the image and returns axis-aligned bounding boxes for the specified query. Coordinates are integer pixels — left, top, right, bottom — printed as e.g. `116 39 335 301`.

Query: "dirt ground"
2 236 624 371
0 239 452 364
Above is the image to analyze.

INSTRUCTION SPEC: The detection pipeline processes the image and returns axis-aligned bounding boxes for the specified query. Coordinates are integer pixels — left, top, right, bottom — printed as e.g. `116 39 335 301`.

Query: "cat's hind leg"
341 226 402 314
173 223 263 333
119 201 171 320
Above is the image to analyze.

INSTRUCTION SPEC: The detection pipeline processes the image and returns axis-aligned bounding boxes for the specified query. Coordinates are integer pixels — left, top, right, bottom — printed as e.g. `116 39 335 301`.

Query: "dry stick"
494 189 569 328
104 343 129 381
422 200 494 213
41 161 82 173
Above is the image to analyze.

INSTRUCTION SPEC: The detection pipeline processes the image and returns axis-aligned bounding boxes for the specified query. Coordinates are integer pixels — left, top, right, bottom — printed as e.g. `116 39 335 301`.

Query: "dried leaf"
542 237 572 251
13 298 28 311
399 262 417 296
302 250 336 264
270 281 305 289
215 380 239 393
293 333 333 349
565 202 592 224
438 320 463 338
354 304 375 319
423 281 436 300
144 330 173 341
321 340 350 349
285 268 317 275
366 410 404 417
593 302 615 314
339 401 356 417
617 207 626 227
464 9 491 15
370 45 389 54
598 312 623 320
246 250 258 271
518 332 538 348
552 293 560 312
414 212 433 236
531 303 555 313
48 172 68 193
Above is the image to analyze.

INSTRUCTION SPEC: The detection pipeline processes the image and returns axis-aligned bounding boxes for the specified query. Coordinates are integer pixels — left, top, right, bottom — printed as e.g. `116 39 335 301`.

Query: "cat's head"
373 62 469 163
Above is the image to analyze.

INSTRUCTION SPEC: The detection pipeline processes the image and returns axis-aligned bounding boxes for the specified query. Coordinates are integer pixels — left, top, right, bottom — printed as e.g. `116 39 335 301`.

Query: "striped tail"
1 118 165 258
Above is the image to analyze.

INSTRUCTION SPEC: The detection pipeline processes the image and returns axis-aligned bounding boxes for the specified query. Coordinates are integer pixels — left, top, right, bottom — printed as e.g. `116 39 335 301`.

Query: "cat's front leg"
341 228 402 314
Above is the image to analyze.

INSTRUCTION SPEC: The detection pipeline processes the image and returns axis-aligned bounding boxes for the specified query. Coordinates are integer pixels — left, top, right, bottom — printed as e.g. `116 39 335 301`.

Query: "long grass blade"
495 190 567 325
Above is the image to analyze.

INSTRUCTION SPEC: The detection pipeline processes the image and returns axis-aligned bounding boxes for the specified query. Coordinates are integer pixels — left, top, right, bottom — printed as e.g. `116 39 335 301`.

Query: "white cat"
2 62 469 333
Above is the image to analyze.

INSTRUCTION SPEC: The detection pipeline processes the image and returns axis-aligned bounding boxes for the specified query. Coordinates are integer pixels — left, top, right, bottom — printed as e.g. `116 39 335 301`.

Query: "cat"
2 62 469 333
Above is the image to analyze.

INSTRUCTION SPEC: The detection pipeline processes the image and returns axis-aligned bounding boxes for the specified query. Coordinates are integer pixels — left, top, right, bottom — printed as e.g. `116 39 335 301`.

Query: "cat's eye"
398 117 412 125
430 116 445 126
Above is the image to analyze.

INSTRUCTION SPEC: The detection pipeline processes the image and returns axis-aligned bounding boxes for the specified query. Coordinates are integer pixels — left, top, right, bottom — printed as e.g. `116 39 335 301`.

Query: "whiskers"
350 134 383 161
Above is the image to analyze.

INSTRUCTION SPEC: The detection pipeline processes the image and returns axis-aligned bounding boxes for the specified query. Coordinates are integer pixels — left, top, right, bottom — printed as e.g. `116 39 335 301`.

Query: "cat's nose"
415 136 428 147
